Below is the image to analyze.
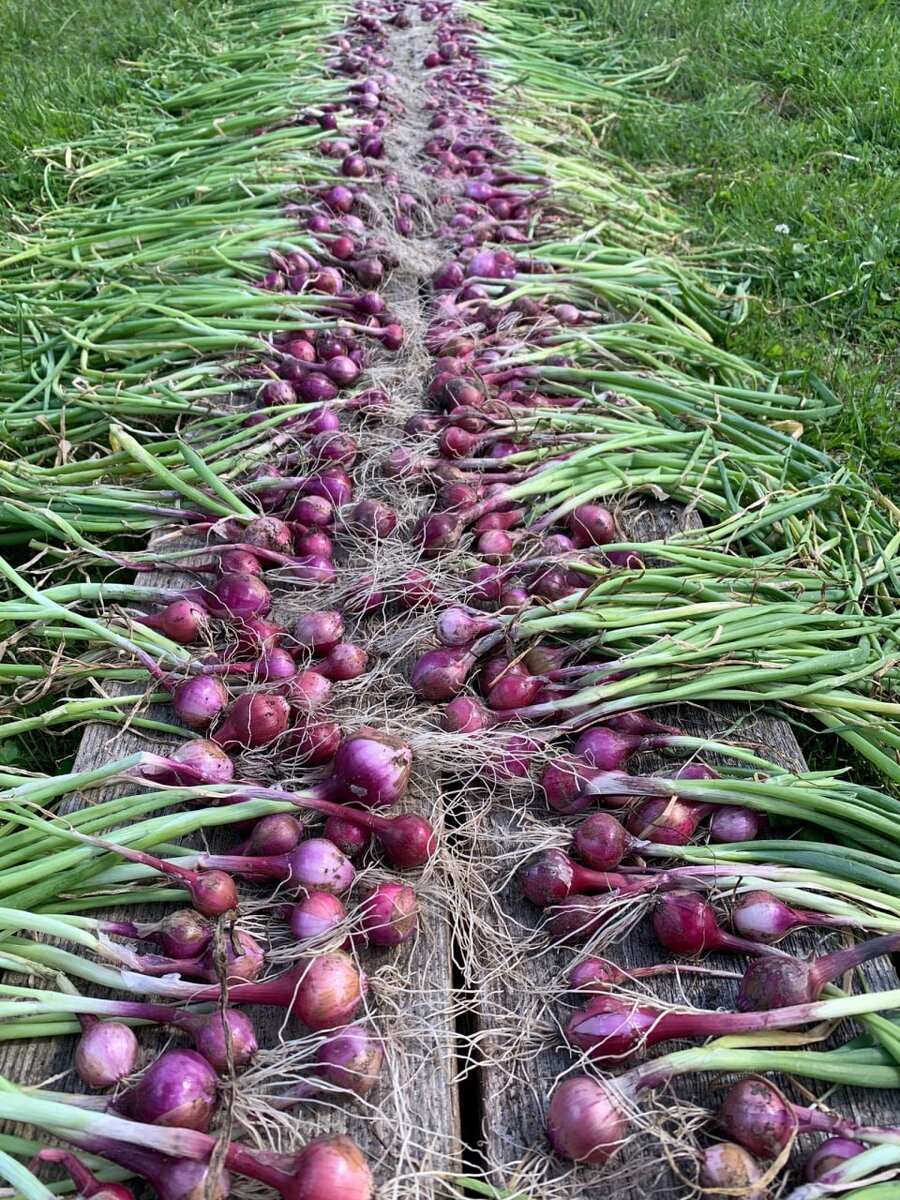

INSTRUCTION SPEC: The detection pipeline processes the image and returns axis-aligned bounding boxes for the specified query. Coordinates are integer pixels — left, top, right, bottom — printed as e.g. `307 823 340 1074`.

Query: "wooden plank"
471 499 900 1197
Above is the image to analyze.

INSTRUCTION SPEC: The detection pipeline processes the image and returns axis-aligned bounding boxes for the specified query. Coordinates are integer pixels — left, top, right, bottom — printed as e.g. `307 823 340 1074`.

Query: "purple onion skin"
708 805 761 842
114 1049 218 1131
202 573 271 620
289 838 356 895
410 646 475 701
324 813 373 858
236 814 303 857
357 882 418 947
730 890 843 945
293 610 344 656
569 958 623 992
717 1078 799 1159
804 1139 866 1182
180 1009 258 1074
330 728 412 808
283 719 342 766
211 692 290 750
77 1148 229 1200
736 931 900 1011
545 895 611 944
75 1021 139 1087
172 676 229 730
314 1024 384 1097
573 812 632 871
318 642 369 681
698 1143 767 1200
545 1076 629 1163
290 891 348 942
147 909 213 958
142 740 234 786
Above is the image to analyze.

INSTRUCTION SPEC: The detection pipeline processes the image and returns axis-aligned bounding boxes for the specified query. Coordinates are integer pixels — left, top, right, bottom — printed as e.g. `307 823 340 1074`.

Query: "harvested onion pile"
0 0 898 1198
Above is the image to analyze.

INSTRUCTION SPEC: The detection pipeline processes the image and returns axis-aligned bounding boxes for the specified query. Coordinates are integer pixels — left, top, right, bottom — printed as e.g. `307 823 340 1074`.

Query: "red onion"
281 670 333 714
283 719 342 765
572 813 649 871
731 890 854 944
541 754 610 813
173 1009 258 1074
235 814 304 857
141 739 235 786
172 676 229 730
295 529 334 559
293 610 344 656
153 953 366 1032
79 1147 229 1200
79 827 238 916
573 726 669 770
410 646 476 700
329 728 412 807
32 1150 134 1200
698 1143 767 1200
218 549 264 576
141 909 212 958
545 895 618 943
317 642 369 681
140 599 209 644
345 499 397 539
244 516 295 555
569 504 616 547
303 465 352 508
75 1021 139 1087
397 568 439 608
651 892 784 958
201 573 272 620
263 379 297 405
804 1139 866 1181
717 1077 839 1160
312 1024 384 1097
114 1049 218 1131
211 693 290 749
285 554 336 586
289 495 335 527
254 647 297 682
226 1135 373 1200
545 1075 629 1163
708 805 762 842
626 796 709 845
442 694 493 732
517 849 634 908
235 617 285 655
290 892 347 941
433 261 465 290
737 931 900 1011
357 882 418 947
198 838 355 896
324 813 373 858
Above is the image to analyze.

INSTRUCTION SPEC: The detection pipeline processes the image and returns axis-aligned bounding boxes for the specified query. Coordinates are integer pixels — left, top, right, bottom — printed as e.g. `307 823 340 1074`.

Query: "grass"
574 0 900 491
0 0 224 211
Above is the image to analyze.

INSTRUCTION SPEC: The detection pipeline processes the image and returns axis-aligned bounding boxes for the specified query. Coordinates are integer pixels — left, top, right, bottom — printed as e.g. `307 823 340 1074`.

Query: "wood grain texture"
474 500 900 1198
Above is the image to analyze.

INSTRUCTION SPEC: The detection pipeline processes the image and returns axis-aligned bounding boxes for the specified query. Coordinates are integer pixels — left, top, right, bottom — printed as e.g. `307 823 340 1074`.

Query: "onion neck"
811 932 900 992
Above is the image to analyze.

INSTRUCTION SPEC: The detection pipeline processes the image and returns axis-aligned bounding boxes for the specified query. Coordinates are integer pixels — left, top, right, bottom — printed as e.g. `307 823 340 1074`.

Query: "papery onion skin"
75 1021 140 1087
545 1076 629 1163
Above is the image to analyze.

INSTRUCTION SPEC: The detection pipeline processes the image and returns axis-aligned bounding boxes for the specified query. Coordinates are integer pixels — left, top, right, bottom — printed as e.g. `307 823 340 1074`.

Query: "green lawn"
576 0 900 491
0 0 223 210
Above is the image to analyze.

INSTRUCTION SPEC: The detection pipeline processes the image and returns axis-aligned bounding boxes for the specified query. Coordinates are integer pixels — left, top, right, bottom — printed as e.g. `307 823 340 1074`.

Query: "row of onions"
0 2 476 1200
0 0 898 1198
388 3 900 1198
